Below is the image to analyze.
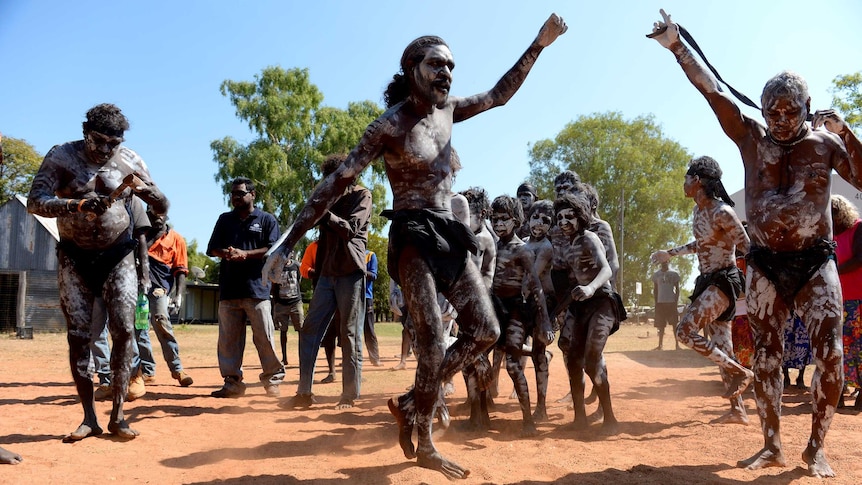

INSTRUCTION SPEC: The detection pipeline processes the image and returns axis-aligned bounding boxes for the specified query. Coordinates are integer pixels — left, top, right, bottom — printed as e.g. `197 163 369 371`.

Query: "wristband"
77 199 87 213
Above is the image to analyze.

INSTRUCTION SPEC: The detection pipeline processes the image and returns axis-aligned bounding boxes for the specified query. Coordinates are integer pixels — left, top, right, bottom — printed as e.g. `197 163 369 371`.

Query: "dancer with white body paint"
651 9 862 477
652 156 753 425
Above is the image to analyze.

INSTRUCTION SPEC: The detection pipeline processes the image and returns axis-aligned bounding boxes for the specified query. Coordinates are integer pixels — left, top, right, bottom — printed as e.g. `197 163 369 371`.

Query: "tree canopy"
0 135 42 205
211 66 387 231
831 71 861 132
527 112 695 305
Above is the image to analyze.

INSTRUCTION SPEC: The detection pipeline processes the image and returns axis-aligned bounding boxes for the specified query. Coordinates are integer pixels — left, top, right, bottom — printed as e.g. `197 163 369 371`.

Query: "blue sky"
2 0 860 255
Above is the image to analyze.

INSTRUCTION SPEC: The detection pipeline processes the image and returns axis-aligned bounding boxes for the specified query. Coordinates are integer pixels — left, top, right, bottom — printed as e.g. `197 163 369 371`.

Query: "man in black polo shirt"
206 177 284 398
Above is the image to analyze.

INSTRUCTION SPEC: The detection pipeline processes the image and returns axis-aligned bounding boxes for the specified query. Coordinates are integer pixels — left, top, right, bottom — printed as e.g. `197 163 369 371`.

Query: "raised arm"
264 119 384 281
648 9 751 144
813 109 862 190
453 13 567 123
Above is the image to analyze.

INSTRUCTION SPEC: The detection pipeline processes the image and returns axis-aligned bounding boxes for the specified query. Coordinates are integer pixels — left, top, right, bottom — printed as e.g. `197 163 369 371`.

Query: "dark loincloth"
746 239 836 306
58 236 137 294
690 266 743 322
382 208 479 293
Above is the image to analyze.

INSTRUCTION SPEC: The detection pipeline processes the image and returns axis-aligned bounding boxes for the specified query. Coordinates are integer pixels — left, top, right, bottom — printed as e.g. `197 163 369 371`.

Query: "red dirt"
1 323 860 484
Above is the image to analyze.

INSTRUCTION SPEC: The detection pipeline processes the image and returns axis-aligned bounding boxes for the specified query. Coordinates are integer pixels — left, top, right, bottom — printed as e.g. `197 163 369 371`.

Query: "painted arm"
572 233 612 301
651 241 696 264
264 119 384 281
813 109 862 190
723 209 751 255
649 9 750 144
480 235 497 290
453 13 567 123
519 249 554 345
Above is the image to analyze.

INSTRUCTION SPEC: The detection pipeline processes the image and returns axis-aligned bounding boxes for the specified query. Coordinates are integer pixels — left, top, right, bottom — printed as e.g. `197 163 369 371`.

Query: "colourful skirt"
783 315 812 370
843 299 862 388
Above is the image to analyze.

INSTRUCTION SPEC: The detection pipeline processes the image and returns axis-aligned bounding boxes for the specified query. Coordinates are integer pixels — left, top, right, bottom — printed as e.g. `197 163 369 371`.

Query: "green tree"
211 66 387 231
831 71 862 132
0 135 42 205
527 112 695 305
186 239 218 284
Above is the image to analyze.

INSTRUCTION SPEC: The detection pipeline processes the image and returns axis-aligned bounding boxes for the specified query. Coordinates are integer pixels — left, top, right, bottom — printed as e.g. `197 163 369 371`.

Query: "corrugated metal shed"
0 195 58 271
0 195 218 332
0 195 63 333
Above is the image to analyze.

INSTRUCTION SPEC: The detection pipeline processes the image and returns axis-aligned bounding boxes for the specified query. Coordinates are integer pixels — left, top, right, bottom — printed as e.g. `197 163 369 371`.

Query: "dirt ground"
1 322 861 485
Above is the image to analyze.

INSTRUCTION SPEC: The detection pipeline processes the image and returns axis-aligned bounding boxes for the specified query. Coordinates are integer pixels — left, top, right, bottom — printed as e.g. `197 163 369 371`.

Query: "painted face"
230 183 254 210
528 210 552 239
517 192 535 210
556 207 578 237
683 174 700 198
413 45 454 108
84 131 123 164
490 210 516 239
554 180 578 198
763 94 808 142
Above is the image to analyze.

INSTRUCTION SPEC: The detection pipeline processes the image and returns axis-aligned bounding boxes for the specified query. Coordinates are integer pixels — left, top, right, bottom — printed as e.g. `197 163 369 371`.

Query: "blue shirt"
365 250 378 299
206 207 280 300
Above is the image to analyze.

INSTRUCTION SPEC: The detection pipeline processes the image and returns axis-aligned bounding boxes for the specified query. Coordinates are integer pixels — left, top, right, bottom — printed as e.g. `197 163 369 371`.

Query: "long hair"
383 36 448 108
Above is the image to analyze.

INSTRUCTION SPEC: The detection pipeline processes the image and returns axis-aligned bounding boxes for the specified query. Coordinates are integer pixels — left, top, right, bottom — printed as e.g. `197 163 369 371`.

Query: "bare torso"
565 230 611 290
692 199 745 273
741 125 843 251
493 236 531 298
28 141 153 250
381 104 456 212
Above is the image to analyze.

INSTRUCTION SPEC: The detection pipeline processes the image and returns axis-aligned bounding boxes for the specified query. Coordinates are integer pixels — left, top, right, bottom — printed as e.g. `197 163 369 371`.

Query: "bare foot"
417 450 470 480
532 406 548 423
388 397 416 459
107 420 139 440
390 362 407 371
711 410 749 425
722 369 754 399
520 420 539 437
0 446 23 465
600 418 620 436
802 445 835 478
335 398 354 410
737 447 786 470
62 423 103 443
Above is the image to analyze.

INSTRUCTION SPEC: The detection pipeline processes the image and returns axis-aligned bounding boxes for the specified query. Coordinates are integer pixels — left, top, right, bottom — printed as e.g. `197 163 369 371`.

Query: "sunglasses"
86 132 124 150
231 189 251 197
